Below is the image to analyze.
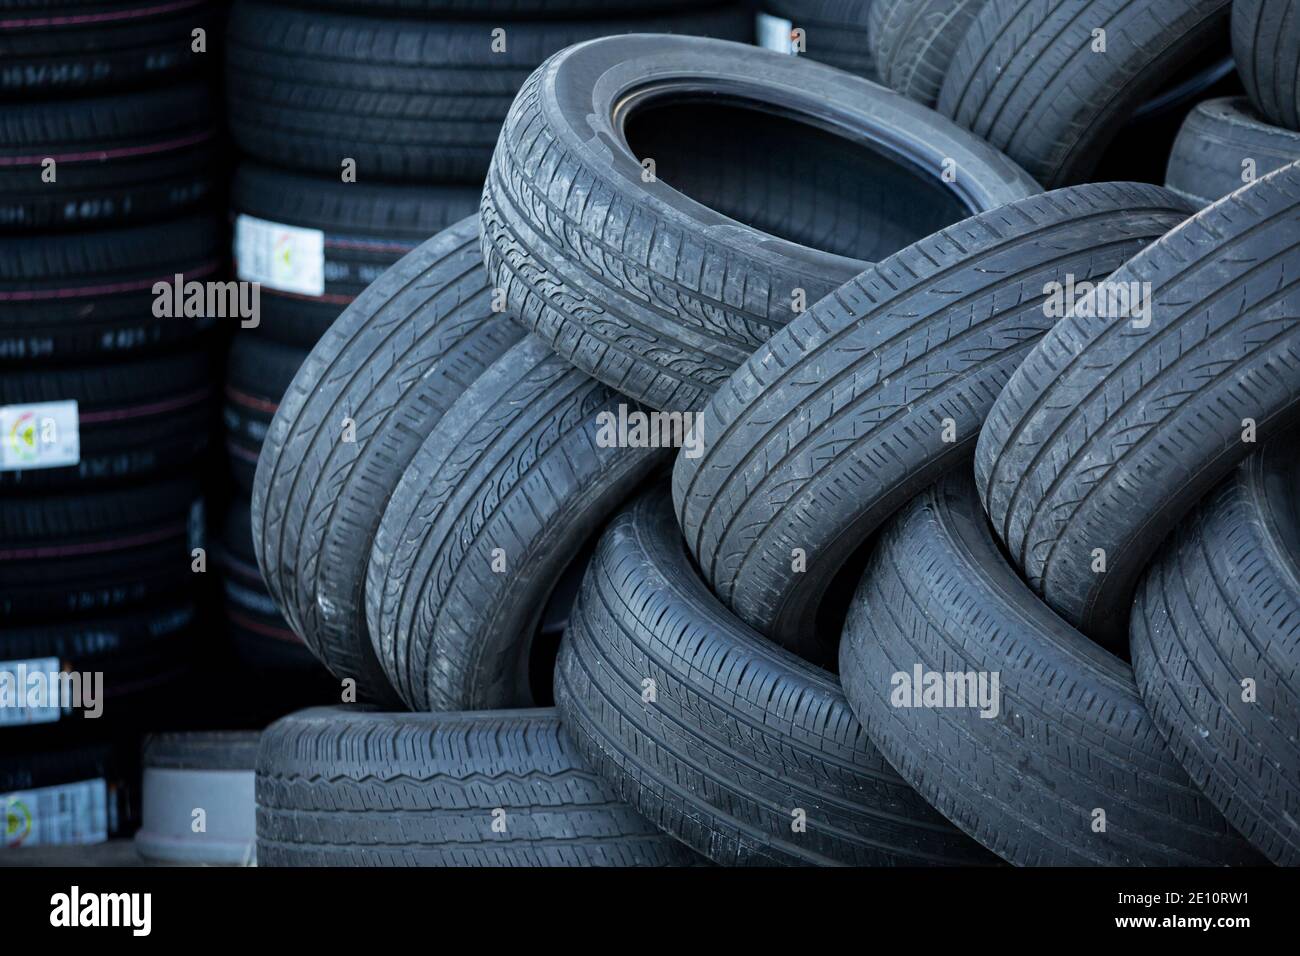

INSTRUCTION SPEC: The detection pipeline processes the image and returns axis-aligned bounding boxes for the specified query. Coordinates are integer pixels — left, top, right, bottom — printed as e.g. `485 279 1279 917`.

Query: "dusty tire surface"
1165 97 1300 206
482 33 1041 412
255 706 703 867
554 487 999 867
975 160 1300 643
868 0 989 106
251 218 522 709
673 183 1192 656
366 335 667 712
1233 0 1300 132
1131 440 1300 865
839 471 1264 867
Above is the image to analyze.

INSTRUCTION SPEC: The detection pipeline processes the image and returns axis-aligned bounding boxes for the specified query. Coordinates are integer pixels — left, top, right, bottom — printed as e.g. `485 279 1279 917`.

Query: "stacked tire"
0 0 221 850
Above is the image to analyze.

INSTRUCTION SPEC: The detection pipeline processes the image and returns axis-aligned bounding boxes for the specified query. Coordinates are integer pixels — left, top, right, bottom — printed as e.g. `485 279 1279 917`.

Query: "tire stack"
0 0 222 850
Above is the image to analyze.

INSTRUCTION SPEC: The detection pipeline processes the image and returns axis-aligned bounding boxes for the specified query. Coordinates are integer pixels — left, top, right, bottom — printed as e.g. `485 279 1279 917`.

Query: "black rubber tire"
482 34 1040 413
937 0 1232 187
0 85 217 232
975 160 1300 644
251 218 522 709
1165 97 1300 206
1233 0 1300 132
143 732 260 772
269 0 710 16
674 184 1193 659
0 214 223 363
0 350 211 490
554 486 999 867
255 706 704 867
1131 440 1300 865
231 164 479 347
366 335 667 712
759 0 878 80
0 0 217 97
0 603 195 724
225 0 751 184
0 477 202 621
839 471 1264 867
220 497 321 676
0 743 130 845
224 335 307 496
868 0 990 106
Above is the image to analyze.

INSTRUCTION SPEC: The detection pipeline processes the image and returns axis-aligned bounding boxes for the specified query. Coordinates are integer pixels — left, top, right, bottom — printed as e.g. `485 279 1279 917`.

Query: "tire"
1 744 128 847
1233 0 1300 132
255 706 704 867
937 0 1232 187
225 0 752 184
0 214 223 363
975 160 1300 643
231 164 479 347
137 732 259 865
0 350 212 490
1131 440 1300 865
269 0 709 15
674 184 1193 659
0 477 202 621
366 335 667 712
554 486 998 866
0 604 195 726
482 34 1041 413
224 335 307 496
251 218 522 709
758 0 878 80
868 0 990 106
0 85 217 232
0 0 217 97
838 471 1264 866
1165 97 1300 206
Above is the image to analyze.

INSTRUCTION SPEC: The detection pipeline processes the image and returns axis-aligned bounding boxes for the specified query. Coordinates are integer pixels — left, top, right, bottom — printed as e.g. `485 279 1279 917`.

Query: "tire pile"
1 0 221 848
243 0 1300 868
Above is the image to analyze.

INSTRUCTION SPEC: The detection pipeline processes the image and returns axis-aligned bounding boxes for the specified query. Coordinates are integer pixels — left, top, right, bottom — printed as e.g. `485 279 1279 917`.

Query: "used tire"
554 486 998 866
1233 0 1300 132
225 0 751 184
757 0 878 80
0 477 202 621
251 217 522 709
0 0 216 97
0 214 222 362
938 0 1232 187
1165 97 1300 206
224 335 307 495
1131 440 1300 865
674 184 1193 658
255 706 703 866
868 0 989 106
839 471 1264 866
0 85 217 232
231 164 479 347
366 335 666 712
975 160 1300 643
483 33 1040 412
0 350 211 490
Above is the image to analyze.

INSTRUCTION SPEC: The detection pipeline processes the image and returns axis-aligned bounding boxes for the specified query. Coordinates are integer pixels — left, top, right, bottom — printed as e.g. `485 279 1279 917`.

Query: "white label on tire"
234 214 325 297
757 13 797 54
0 400 78 471
2 778 107 848
0 657 63 726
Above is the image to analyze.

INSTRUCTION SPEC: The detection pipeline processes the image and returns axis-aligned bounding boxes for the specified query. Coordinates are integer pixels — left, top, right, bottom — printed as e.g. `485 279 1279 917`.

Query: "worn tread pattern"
367 335 666 712
674 184 1192 656
839 471 1264 866
1233 0 1300 132
483 33 1041 412
1165 97 1300 207
868 0 989 106
554 487 999 867
938 0 1231 187
255 707 703 867
975 160 1300 643
1131 441 1300 865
